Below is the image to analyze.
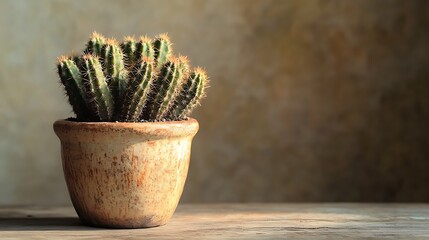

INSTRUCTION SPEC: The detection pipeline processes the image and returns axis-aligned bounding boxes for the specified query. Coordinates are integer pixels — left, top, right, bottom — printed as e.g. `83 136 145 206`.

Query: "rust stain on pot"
53 118 199 229
137 171 146 187
121 154 128 163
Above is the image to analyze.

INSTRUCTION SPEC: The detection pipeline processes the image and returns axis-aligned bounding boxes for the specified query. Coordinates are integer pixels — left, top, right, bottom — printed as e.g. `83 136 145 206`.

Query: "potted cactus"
53 32 207 228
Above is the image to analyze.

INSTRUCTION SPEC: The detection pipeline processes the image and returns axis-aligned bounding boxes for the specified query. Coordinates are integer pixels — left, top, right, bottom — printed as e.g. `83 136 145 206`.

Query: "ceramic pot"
53 118 199 228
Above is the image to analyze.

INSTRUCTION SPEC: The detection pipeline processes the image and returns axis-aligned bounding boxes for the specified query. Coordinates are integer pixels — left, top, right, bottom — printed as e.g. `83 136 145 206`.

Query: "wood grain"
0 204 428 239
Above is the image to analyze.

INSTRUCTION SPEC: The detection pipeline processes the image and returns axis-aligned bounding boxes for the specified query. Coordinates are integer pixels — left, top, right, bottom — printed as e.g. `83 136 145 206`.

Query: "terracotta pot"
53 118 199 228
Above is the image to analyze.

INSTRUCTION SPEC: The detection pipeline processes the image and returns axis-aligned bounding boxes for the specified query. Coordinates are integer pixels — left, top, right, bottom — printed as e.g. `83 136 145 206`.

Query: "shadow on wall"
0 0 428 205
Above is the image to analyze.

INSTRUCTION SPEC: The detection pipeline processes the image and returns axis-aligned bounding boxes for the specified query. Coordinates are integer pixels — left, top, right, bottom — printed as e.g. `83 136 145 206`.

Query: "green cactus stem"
126 36 155 81
84 32 106 56
177 55 190 77
80 54 114 121
159 55 190 117
165 68 207 120
120 36 137 71
141 58 185 120
120 58 154 122
57 56 91 120
152 34 172 67
101 39 128 118
135 36 155 62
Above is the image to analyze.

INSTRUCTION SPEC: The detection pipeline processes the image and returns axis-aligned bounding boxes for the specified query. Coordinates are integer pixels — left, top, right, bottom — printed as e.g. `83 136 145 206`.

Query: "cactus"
152 34 172 67
120 58 154 122
141 58 186 120
80 54 114 121
124 36 155 80
56 32 207 122
136 36 155 62
84 32 106 56
57 56 91 120
165 68 207 120
100 39 128 118
120 36 137 70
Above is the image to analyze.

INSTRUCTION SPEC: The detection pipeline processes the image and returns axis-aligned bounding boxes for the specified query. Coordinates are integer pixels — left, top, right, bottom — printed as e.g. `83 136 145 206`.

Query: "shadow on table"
0 217 98 231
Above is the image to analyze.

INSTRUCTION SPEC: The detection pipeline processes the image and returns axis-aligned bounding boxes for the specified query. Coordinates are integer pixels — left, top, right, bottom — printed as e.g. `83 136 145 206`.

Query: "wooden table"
0 204 428 239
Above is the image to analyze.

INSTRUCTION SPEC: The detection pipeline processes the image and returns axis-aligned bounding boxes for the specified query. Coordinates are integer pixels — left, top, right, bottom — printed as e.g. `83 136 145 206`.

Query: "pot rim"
55 117 197 126
53 118 199 141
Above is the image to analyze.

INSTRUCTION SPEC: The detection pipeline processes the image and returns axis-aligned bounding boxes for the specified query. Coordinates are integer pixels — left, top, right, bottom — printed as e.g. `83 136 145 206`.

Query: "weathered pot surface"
53 118 199 228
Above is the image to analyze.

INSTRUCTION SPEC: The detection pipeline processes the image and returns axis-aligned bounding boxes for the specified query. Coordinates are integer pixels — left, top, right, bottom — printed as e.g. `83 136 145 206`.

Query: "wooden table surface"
0 204 428 239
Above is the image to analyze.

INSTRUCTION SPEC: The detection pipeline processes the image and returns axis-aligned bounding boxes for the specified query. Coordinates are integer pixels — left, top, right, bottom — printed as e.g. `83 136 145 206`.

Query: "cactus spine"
57 32 207 122
80 55 114 121
165 68 207 120
120 58 154 122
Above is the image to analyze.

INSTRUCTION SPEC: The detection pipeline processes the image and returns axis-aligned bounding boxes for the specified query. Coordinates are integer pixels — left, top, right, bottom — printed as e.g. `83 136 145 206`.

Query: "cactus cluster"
57 32 207 122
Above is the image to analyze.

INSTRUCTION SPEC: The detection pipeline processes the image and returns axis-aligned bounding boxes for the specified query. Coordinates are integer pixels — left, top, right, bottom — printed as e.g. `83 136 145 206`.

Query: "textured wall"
0 0 428 205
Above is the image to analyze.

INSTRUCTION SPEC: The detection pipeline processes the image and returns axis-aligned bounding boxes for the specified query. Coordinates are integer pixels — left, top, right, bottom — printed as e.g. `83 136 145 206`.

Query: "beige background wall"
0 0 428 205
